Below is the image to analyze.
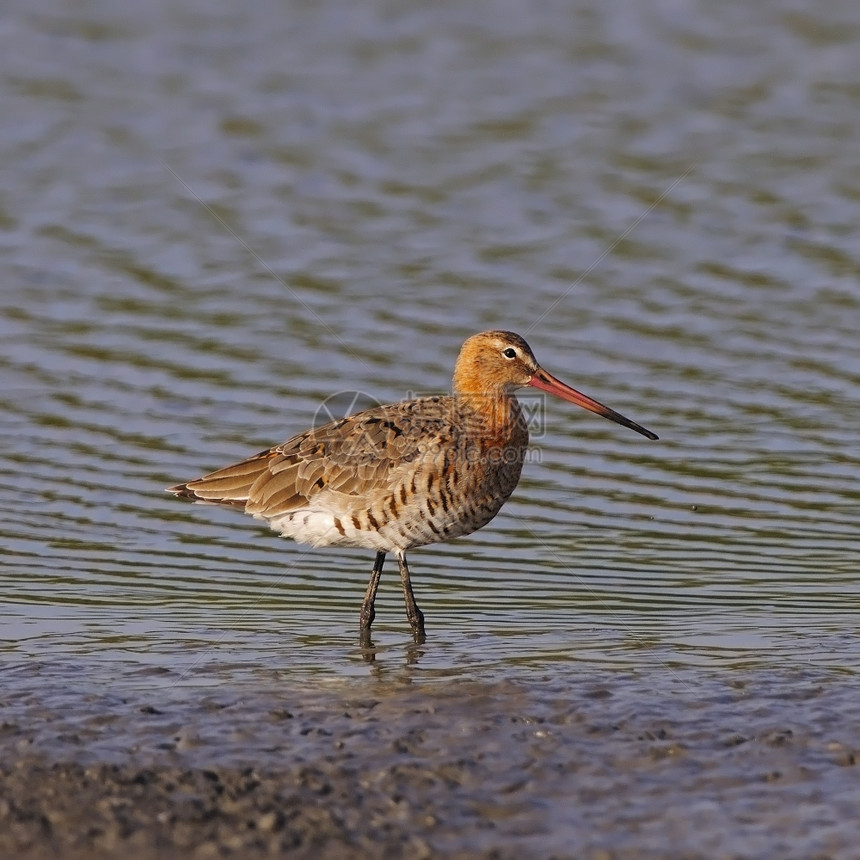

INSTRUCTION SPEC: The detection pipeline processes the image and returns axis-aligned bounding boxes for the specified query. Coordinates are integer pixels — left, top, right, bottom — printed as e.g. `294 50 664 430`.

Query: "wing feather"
166 396 460 520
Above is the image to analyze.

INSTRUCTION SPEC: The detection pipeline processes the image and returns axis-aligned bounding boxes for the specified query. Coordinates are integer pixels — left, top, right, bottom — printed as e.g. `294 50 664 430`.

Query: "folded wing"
166 398 454 518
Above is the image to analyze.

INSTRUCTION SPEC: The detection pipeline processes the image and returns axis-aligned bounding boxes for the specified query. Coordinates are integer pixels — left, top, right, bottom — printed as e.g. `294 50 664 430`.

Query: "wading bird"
167 331 657 639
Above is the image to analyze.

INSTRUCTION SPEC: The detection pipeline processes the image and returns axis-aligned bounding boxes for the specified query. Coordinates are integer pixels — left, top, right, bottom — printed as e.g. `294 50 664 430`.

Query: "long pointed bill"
529 368 658 440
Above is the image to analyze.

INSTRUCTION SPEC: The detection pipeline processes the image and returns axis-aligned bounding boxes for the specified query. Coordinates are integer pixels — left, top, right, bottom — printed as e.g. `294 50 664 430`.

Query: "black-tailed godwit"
166 331 657 638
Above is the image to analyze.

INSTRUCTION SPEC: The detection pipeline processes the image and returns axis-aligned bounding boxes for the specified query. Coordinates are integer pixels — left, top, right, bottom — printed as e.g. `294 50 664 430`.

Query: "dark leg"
396 551 425 638
360 551 386 633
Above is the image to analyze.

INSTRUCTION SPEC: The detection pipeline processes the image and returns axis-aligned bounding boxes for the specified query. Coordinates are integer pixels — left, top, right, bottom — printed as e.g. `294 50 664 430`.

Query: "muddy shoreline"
1 664 857 858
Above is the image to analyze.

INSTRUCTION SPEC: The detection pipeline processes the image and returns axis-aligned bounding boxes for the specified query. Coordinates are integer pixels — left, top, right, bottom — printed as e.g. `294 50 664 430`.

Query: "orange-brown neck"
452 386 528 448
452 335 530 446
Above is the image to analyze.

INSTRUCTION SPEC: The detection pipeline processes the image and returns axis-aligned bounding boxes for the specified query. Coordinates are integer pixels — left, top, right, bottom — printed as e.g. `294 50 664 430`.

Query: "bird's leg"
396 551 425 639
360 551 386 634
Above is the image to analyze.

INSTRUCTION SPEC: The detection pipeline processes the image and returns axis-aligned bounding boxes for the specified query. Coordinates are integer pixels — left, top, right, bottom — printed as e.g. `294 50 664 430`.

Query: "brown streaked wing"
172 397 459 518
245 401 455 518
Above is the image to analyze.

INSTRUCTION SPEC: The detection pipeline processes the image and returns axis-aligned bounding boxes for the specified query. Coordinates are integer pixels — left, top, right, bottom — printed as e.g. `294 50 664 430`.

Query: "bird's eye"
502 347 517 359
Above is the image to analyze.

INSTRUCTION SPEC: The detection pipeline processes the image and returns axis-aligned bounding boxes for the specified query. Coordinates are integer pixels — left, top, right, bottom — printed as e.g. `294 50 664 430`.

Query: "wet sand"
1 662 857 858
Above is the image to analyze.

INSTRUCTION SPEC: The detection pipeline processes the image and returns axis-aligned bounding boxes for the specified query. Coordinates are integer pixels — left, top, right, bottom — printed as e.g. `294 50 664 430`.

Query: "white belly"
261 508 394 552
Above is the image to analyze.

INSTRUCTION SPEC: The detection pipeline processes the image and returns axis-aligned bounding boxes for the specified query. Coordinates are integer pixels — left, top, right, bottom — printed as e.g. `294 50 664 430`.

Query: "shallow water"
1 0 859 854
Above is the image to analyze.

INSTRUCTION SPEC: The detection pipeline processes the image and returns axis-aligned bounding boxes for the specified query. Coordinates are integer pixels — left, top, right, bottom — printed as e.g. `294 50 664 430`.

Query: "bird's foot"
358 626 375 655
407 607 425 642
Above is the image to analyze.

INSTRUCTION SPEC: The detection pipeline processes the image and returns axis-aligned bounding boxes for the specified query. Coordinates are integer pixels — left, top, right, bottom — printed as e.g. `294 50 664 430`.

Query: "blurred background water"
1 0 859 685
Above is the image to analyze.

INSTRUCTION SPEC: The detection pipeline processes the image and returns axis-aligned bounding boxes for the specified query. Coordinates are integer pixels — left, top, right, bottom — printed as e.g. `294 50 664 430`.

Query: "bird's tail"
165 448 273 509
